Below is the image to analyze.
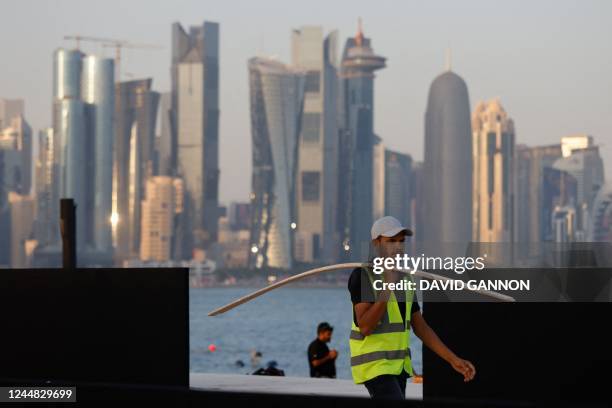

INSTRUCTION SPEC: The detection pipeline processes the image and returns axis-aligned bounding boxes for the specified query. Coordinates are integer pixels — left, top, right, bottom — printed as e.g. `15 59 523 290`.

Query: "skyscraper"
8 192 35 268
409 161 423 253
0 101 32 267
0 99 24 130
0 114 32 197
34 128 55 247
157 92 173 176
171 21 220 258
384 149 413 229
552 205 577 243
82 55 114 254
55 97 87 249
515 144 563 242
52 49 83 248
291 26 339 263
472 99 515 242
227 202 250 231
552 136 604 241
140 176 179 262
247 57 305 269
372 135 385 220
52 49 85 249
338 21 386 261
587 182 612 242
114 78 160 260
423 64 472 251
555 137 604 204
561 134 594 158
34 48 114 265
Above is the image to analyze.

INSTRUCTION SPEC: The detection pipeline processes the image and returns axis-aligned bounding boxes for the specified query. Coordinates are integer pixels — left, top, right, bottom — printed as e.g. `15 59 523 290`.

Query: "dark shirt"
307 338 336 378
348 267 420 327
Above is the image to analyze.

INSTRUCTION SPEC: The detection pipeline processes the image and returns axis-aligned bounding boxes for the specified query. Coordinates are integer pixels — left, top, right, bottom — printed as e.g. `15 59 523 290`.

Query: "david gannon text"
372 279 530 292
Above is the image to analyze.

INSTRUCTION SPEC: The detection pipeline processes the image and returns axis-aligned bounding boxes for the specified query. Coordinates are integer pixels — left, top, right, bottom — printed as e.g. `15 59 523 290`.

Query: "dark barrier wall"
423 301 612 405
0 384 534 408
0 268 189 387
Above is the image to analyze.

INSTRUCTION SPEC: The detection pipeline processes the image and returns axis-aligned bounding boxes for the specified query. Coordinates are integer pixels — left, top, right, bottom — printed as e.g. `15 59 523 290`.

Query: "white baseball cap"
371 216 413 240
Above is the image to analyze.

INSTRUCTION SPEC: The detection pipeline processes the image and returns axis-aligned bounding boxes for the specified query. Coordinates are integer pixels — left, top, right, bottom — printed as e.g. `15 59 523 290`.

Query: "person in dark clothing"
252 360 285 376
307 322 337 378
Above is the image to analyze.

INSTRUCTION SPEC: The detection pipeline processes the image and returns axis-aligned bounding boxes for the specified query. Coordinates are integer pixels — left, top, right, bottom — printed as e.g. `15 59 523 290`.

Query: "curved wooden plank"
208 263 516 316
207 263 363 316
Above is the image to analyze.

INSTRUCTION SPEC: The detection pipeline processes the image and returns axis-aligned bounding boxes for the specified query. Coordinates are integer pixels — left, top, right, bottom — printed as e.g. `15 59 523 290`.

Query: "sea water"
190 287 423 379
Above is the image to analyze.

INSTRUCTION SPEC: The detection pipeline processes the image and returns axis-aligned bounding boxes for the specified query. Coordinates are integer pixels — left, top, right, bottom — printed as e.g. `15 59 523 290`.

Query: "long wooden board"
208 263 515 316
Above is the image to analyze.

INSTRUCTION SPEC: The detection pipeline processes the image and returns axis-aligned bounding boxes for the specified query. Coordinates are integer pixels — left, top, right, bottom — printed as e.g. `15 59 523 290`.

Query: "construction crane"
63 35 117 51
63 35 162 82
101 41 163 83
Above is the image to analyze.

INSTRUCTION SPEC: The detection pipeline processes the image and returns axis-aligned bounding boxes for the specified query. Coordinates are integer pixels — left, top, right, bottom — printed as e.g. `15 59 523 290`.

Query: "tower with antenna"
337 19 386 261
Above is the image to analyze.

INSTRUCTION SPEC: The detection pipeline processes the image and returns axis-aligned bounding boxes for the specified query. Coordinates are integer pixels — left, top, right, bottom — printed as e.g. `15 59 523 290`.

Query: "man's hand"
449 356 476 382
411 312 476 384
312 350 337 367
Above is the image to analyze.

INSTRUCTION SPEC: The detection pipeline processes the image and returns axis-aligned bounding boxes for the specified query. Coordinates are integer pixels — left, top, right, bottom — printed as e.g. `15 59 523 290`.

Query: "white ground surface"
190 373 423 399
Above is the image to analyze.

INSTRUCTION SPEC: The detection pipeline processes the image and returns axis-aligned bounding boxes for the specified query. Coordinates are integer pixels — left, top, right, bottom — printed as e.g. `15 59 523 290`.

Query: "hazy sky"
2 0 611 205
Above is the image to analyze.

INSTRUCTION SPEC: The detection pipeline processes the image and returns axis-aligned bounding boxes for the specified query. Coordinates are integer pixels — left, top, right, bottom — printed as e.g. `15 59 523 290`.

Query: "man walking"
307 322 337 378
348 216 476 399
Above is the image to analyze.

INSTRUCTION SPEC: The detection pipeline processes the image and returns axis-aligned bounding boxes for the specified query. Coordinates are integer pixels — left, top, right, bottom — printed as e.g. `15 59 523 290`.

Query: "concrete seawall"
190 373 423 399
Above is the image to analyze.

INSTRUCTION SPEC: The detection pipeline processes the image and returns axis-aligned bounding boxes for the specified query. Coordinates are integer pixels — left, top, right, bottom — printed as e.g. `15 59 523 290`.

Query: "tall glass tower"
37 48 115 265
82 55 114 254
423 66 473 252
247 57 305 269
171 21 220 258
114 79 160 260
52 49 87 251
291 26 339 263
338 21 386 261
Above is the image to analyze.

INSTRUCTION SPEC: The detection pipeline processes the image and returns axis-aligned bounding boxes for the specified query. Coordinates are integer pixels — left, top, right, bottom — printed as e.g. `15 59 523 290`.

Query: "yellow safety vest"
349 269 414 384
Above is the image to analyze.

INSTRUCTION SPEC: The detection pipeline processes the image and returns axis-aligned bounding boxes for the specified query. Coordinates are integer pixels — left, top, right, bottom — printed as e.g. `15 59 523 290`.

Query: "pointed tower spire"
445 46 452 72
355 17 364 46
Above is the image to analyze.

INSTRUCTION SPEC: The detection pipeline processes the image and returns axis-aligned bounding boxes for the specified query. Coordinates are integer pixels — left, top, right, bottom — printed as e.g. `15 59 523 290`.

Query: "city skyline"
2 0 611 205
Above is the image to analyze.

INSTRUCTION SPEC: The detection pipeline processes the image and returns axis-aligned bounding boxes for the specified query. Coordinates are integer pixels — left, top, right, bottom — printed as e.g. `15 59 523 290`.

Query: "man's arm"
354 290 392 336
311 350 337 367
411 311 476 382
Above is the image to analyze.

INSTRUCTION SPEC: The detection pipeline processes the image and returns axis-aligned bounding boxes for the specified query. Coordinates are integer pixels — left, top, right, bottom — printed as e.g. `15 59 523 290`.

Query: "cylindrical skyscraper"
53 49 82 100
52 49 85 249
82 56 114 253
56 98 87 250
423 69 472 252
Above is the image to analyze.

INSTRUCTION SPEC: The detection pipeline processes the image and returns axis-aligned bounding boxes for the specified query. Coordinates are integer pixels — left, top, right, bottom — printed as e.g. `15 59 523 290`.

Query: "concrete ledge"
190 373 423 399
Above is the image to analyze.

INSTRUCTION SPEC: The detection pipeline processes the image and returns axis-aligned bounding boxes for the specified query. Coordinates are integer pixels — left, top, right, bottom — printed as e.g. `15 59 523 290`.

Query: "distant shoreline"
190 280 347 289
